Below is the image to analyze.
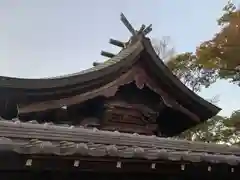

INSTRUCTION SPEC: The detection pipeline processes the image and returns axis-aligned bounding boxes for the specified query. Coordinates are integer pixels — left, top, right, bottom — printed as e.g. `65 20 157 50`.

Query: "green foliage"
164 2 240 144
179 112 240 145
166 1 240 89
154 2 240 144
196 1 240 86
167 53 218 92
166 50 240 144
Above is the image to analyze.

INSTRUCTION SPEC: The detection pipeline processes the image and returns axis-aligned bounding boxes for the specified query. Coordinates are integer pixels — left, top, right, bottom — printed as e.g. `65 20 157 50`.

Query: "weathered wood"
109 39 125 48
101 51 115 58
139 24 146 33
0 98 18 120
120 13 136 35
102 100 158 135
0 152 237 177
18 64 199 124
80 117 100 127
143 24 152 35
92 62 102 66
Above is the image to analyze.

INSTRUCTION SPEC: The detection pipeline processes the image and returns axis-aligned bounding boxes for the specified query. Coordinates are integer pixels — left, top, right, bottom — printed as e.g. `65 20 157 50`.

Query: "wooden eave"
0 42 143 90
140 38 221 120
0 36 220 121
0 41 144 105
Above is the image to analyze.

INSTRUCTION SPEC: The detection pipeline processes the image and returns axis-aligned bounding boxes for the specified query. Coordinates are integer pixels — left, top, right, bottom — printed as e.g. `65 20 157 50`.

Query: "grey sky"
0 0 239 116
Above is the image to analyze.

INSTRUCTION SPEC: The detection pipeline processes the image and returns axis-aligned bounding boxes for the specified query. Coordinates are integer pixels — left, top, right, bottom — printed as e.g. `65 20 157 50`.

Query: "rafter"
120 13 136 35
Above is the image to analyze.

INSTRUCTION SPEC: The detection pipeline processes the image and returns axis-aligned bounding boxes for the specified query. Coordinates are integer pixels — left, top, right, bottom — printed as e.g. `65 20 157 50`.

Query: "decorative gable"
102 101 158 135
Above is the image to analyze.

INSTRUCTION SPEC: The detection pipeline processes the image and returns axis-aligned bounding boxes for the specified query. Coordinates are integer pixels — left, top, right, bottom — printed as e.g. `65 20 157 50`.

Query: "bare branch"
151 37 175 62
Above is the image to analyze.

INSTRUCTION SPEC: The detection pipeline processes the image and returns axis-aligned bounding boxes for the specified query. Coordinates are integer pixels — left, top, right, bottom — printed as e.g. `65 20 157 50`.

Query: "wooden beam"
109 38 125 48
143 24 152 35
92 62 102 66
100 51 115 58
0 153 234 176
139 24 146 33
120 13 136 35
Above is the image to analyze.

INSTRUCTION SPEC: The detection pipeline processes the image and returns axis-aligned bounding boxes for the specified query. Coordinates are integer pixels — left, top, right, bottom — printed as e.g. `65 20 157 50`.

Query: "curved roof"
141 38 221 119
0 35 221 122
0 41 143 89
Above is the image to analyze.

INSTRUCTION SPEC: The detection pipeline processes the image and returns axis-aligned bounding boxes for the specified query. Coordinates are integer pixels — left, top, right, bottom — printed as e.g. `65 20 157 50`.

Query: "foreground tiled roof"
0 119 239 165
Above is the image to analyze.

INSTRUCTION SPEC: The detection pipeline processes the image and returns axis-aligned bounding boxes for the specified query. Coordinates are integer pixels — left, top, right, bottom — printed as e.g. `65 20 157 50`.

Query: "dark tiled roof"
0 37 220 126
0 119 239 165
0 42 142 89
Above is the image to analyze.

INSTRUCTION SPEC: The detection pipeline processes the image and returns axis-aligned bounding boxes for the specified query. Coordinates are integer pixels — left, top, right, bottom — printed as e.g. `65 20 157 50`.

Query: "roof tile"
0 119 240 164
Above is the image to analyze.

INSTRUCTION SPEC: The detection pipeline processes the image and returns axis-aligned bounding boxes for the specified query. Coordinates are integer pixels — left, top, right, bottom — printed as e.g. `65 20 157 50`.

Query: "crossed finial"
120 13 152 36
97 13 153 61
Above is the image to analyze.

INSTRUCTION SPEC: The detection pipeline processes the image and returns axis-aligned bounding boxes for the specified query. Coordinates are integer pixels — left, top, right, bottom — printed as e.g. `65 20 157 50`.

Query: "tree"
196 1 240 86
179 113 240 145
157 46 240 144
161 2 240 144
152 36 175 62
166 1 240 90
152 2 240 143
167 53 218 92
152 37 217 92
225 110 240 145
